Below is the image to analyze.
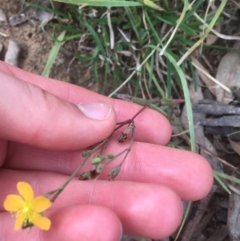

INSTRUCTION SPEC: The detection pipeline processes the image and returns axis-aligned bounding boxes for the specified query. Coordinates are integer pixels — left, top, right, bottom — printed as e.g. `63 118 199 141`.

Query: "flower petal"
32 196 52 213
17 182 34 202
31 212 51 230
14 213 25 231
3 195 25 212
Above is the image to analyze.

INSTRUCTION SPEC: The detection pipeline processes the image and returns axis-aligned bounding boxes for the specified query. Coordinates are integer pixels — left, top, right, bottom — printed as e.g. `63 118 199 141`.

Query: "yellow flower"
3 182 52 231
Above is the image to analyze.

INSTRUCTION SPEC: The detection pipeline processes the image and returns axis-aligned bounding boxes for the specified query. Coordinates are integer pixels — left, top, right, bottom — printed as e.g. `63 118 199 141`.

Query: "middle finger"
5 141 213 200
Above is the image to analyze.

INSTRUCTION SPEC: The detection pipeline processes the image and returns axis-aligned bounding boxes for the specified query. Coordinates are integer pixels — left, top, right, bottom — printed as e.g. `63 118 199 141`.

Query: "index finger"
0 61 171 145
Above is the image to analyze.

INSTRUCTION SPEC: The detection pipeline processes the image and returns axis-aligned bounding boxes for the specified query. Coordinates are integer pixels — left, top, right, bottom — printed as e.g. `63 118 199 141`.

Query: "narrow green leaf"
164 50 196 152
53 0 143 7
42 31 66 77
148 45 196 152
174 202 192 241
214 171 240 185
214 172 231 194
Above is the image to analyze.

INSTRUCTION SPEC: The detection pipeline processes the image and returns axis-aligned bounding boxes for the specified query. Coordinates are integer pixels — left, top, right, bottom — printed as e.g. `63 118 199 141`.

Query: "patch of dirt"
0 0 91 84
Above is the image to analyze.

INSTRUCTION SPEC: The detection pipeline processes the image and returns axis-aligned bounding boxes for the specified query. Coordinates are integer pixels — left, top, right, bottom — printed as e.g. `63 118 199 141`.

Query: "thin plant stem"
46 156 90 202
46 140 109 202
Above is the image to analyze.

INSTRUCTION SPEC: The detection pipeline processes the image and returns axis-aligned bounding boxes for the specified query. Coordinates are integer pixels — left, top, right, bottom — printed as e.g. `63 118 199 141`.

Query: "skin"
0 61 213 240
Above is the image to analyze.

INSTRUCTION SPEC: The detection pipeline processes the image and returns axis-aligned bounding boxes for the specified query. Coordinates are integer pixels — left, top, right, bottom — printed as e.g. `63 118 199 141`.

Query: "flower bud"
107 154 115 160
96 163 104 174
79 171 91 180
82 151 90 158
109 166 121 180
91 157 102 165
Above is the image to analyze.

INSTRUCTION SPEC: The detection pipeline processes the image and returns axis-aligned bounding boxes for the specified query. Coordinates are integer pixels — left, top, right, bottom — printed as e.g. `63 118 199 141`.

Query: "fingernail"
77 102 112 120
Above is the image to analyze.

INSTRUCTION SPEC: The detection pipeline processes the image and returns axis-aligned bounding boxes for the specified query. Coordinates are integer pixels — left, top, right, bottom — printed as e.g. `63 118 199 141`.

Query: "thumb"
0 71 116 150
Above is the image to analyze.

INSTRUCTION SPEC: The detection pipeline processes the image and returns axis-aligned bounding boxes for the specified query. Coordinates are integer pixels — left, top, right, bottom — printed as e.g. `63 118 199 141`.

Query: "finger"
1 205 122 241
0 169 183 239
0 61 171 145
0 71 117 150
5 142 213 201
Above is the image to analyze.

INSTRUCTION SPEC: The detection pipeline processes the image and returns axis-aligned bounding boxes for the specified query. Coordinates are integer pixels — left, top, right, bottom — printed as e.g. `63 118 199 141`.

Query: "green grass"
24 0 240 238
42 30 67 77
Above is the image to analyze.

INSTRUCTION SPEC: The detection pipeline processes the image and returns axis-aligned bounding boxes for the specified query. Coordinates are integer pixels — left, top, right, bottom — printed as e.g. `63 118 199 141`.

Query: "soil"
0 0 93 86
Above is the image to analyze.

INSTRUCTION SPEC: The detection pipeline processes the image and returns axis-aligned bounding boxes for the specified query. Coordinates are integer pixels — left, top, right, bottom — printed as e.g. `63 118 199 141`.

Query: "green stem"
46 156 90 202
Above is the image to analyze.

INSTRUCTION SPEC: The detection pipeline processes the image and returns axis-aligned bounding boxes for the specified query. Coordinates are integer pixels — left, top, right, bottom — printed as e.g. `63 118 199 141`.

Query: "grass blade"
53 0 143 7
42 30 66 77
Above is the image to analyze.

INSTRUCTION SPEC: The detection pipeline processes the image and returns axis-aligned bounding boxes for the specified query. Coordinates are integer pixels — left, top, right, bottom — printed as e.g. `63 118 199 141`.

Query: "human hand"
0 61 213 241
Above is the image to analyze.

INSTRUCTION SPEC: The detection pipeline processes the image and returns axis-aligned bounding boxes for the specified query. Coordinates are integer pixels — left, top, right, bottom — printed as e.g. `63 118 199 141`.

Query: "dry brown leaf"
191 56 216 96
206 34 218 45
229 138 240 156
206 24 221 45
0 8 7 23
215 41 240 103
